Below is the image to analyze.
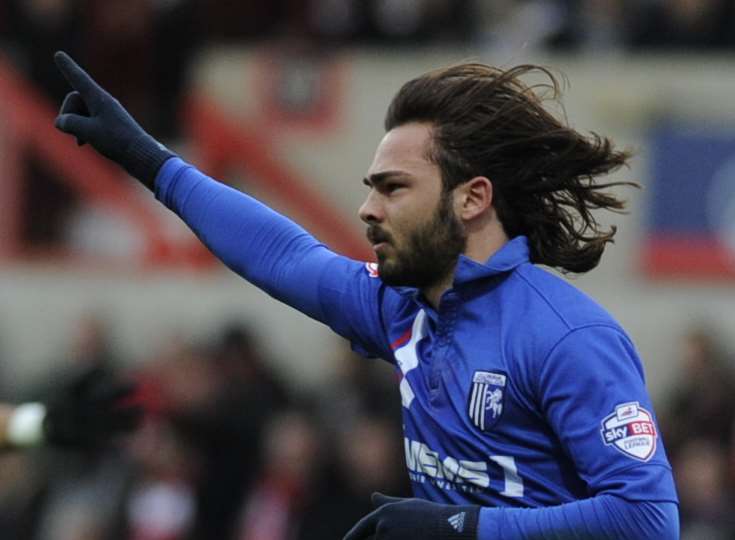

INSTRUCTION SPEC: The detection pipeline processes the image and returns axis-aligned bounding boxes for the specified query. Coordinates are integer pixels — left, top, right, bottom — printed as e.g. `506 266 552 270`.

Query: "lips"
367 227 391 248
372 241 388 254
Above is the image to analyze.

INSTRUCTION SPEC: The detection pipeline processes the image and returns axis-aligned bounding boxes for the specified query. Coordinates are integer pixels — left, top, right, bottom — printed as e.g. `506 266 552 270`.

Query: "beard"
372 193 467 289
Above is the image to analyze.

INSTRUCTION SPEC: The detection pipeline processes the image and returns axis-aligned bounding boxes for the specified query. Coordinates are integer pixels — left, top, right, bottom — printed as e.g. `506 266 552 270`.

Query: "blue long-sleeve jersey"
155 158 679 538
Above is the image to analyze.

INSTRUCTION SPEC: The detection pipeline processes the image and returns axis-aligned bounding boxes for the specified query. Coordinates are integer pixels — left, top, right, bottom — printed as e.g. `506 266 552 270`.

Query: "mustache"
366 226 393 245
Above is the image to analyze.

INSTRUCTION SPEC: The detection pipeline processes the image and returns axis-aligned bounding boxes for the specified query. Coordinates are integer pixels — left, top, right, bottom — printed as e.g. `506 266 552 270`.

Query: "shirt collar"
453 235 530 284
391 235 531 299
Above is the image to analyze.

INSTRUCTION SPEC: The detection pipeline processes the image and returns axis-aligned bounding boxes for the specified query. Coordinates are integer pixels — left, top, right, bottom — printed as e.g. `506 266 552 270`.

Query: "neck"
422 272 455 309
421 223 509 309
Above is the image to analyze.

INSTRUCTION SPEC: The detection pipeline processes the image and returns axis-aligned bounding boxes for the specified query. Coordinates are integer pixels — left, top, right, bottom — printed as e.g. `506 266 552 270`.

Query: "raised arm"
53 51 392 358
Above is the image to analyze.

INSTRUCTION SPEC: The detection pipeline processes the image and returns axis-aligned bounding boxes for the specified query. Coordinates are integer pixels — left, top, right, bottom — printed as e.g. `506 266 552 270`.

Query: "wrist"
125 134 176 191
7 403 46 448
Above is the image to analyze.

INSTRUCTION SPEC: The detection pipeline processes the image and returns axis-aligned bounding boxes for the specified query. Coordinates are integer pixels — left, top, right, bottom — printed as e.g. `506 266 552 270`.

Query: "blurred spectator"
475 0 567 54
234 409 323 540
365 0 475 45
188 323 290 540
334 416 407 497
316 341 400 440
150 0 199 139
139 324 290 539
308 0 365 43
0 453 45 540
659 327 735 458
32 449 133 540
9 312 134 540
123 419 199 540
21 312 120 405
5 0 81 101
675 438 735 539
296 415 411 539
631 0 734 50
68 311 120 368
4 0 80 249
551 0 629 52
82 0 156 129
191 1 286 42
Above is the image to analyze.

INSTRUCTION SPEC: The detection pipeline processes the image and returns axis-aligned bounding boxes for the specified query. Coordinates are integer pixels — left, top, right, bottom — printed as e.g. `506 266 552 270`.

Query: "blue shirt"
155 157 679 538
349 241 676 509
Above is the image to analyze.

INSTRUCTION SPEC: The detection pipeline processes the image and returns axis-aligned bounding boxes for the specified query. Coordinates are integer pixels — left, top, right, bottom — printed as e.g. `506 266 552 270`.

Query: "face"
359 123 467 288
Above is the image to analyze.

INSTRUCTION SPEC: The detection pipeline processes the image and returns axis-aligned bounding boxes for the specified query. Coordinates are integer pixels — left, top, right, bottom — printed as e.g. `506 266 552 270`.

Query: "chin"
375 262 402 286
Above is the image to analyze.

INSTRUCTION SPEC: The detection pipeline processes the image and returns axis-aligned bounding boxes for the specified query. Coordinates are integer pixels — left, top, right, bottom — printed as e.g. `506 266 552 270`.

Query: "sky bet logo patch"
600 402 657 462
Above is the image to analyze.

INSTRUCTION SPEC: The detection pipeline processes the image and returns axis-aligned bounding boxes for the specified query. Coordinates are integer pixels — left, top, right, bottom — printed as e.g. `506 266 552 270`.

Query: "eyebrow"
363 170 412 187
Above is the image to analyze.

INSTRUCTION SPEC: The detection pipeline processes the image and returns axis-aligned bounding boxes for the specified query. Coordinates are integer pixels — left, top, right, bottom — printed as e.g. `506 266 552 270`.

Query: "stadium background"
1 1 735 538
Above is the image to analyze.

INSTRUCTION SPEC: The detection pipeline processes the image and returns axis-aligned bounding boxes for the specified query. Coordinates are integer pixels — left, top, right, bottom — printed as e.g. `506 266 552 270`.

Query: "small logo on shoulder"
364 262 380 278
468 371 506 432
600 402 657 462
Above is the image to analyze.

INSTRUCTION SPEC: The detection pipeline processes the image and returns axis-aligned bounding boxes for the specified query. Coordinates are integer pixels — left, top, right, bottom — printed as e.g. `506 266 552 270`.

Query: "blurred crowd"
0 314 410 540
2 314 735 539
2 0 735 250
659 327 735 540
2 0 735 131
3 0 735 54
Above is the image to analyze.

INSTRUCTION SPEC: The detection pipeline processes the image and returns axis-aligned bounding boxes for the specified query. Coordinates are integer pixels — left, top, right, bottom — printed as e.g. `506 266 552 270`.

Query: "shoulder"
510 263 623 332
495 263 634 379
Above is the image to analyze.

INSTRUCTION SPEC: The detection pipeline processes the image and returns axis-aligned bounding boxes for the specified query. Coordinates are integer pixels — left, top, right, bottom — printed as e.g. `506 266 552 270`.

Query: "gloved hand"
343 492 480 540
43 366 143 448
53 51 175 190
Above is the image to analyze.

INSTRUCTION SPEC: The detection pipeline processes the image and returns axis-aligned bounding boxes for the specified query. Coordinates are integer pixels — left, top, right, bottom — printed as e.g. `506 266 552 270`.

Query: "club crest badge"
468 371 506 431
364 262 380 278
600 402 658 462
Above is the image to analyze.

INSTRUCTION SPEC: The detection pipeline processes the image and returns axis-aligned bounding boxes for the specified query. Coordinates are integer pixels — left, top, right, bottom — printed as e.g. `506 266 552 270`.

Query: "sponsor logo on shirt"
600 402 657 462
404 437 489 493
468 371 506 431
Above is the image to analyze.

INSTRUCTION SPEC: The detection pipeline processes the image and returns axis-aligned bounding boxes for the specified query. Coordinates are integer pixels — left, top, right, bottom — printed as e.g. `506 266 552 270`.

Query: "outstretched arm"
53 52 392 358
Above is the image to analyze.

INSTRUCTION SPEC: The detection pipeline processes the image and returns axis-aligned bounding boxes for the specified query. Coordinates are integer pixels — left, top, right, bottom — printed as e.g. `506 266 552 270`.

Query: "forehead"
367 122 437 177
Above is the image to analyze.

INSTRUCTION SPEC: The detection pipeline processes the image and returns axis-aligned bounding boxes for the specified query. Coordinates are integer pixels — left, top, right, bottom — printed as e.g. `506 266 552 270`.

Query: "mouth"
367 227 392 252
372 241 388 254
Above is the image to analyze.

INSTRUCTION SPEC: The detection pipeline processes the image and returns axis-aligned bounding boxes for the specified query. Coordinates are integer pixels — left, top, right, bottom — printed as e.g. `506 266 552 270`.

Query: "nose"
358 190 383 224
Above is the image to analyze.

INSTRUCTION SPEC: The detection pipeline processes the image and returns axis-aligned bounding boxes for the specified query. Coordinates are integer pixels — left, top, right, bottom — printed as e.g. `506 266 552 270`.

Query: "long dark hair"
384 63 636 273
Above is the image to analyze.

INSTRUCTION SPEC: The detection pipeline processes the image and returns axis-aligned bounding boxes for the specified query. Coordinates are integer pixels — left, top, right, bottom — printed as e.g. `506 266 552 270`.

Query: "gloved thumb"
371 492 404 508
55 114 94 142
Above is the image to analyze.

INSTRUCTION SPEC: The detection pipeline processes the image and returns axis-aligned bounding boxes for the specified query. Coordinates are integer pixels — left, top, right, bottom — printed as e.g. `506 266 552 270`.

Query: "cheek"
389 206 420 239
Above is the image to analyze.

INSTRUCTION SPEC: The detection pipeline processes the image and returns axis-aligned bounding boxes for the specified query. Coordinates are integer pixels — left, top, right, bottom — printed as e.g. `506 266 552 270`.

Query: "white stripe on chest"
395 310 427 408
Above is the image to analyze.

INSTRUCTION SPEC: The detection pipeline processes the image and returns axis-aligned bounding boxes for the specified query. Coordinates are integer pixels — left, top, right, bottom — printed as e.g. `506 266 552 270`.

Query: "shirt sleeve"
477 497 679 539
535 324 678 502
479 324 681 539
154 157 393 359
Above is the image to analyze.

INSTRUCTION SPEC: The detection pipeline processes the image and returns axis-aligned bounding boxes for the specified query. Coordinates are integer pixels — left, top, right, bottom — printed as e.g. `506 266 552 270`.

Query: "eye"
385 183 404 193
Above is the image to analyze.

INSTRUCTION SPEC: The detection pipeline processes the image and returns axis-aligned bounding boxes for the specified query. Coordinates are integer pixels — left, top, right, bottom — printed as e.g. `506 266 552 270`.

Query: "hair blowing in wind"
385 63 636 274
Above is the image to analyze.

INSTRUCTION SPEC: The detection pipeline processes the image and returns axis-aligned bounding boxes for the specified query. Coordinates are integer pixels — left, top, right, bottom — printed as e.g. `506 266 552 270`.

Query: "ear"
455 176 493 221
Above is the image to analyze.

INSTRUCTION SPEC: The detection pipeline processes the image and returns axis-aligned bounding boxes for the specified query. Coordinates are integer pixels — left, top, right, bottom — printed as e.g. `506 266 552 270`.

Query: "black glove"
53 51 175 190
343 492 480 540
43 366 143 448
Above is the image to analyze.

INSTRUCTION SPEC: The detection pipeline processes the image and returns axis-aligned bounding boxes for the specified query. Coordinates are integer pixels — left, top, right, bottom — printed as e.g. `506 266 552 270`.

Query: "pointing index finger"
54 51 105 107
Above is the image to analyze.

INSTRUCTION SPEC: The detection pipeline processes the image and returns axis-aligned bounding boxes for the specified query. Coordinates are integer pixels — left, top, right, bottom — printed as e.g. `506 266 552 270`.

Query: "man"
52 51 679 538
0 366 141 450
